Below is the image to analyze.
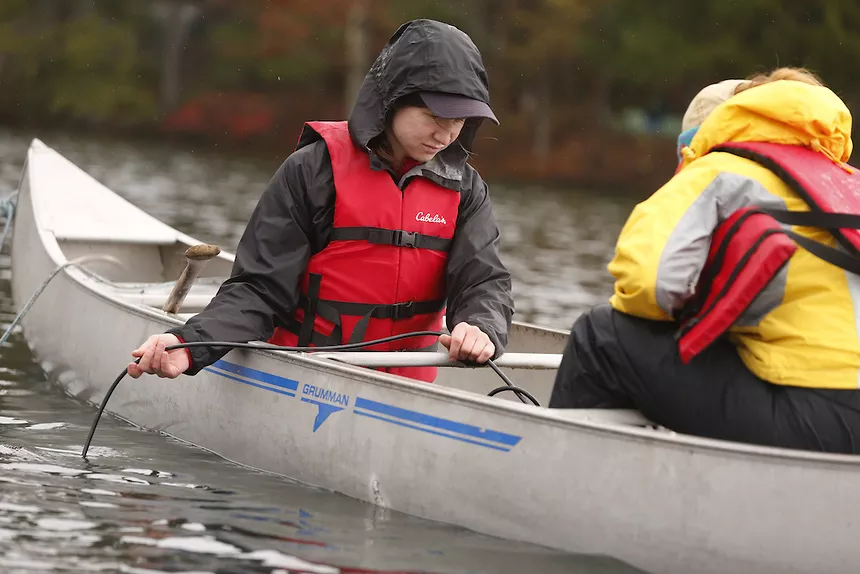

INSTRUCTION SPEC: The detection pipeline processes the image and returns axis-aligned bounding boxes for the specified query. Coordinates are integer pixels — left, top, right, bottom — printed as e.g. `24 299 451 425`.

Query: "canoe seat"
113 279 220 312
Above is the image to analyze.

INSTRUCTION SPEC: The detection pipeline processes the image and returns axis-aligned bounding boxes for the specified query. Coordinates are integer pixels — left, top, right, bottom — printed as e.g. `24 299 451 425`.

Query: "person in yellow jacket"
549 67 860 454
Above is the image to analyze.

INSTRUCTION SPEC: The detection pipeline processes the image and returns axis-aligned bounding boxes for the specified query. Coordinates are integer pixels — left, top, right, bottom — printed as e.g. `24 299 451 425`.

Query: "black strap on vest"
708 144 860 275
712 144 860 256
677 208 860 326
310 298 445 320
782 228 860 276
725 209 860 278
286 317 341 348
762 209 860 230
330 226 452 252
296 273 344 347
761 209 860 275
287 273 446 348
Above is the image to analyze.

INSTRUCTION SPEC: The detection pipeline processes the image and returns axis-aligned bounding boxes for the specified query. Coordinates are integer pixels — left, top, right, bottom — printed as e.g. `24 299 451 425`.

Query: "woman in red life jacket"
127 19 514 383
550 67 860 454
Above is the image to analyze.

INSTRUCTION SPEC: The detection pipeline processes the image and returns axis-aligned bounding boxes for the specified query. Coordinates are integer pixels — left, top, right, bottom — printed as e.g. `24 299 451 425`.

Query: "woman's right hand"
128 334 190 379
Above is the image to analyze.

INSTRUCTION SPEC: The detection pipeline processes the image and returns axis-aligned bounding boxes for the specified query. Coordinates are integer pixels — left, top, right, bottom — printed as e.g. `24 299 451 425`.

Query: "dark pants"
549 304 860 454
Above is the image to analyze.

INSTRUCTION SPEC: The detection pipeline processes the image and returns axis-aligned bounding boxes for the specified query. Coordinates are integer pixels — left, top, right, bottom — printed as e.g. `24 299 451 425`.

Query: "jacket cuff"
479 326 505 360
171 334 194 375
165 326 207 376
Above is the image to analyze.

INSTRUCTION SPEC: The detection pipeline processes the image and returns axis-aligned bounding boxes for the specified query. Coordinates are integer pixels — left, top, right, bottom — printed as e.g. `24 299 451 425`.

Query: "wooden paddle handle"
162 244 221 314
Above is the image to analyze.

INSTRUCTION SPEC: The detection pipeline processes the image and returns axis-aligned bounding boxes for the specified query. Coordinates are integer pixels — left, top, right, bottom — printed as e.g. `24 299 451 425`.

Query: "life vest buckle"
391 300 415 320
394 230 418 248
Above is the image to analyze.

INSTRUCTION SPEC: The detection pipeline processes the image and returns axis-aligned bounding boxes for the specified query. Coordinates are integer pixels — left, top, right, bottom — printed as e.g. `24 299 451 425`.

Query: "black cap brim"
419 92 499 125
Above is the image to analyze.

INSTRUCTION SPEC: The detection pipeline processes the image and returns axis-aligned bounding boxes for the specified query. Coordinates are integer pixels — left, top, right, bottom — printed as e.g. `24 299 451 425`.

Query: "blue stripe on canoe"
353 410 513 452
202 361 520 451
354 397 521 447
209 359 299 393
205 366 296 398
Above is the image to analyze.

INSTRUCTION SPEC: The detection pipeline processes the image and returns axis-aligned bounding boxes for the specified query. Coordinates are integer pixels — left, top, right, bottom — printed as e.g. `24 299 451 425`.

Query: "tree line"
3 0 859 187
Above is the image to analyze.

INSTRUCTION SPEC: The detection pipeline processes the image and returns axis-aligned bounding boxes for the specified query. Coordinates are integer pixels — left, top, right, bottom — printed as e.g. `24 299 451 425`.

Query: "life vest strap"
712 142 860 256
783 229 860 275
291 272 445 347
764 209 860 230
330 226 452 251
286 317 343 348
297 273 342 347
283 314 441 351
301 296 445 321
758 208 860 275
692 208 860 304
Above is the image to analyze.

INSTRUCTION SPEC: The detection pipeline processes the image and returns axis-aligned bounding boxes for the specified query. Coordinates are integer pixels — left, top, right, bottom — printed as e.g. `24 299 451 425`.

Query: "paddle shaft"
162 244 220 314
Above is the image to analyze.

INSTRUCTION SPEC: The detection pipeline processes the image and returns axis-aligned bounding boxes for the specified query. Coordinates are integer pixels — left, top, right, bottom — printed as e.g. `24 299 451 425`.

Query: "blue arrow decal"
301 399 345 432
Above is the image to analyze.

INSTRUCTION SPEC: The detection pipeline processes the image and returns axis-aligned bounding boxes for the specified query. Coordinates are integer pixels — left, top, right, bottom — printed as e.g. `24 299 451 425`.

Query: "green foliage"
50 15 156 122
2 0 860 129
0 4 155 124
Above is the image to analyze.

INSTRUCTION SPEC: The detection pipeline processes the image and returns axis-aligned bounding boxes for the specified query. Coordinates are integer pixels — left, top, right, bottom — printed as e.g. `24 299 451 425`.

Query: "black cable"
485 356 533 405
487 385 540 407
82 358 138 458
176 336 534 405
81 331 540 458
167 330 443 354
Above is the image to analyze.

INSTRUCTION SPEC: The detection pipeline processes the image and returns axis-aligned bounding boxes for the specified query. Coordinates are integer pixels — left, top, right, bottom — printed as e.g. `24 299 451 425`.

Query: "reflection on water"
0 128 646 573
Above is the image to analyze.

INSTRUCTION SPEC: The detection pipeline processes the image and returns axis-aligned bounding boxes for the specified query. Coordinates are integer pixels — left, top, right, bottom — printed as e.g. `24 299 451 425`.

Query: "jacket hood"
347 19 493 155
682 80 853 169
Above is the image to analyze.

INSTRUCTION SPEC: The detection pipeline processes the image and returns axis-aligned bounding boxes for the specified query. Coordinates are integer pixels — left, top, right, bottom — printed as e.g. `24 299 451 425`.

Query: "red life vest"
676 142 860 363
268 121 460 382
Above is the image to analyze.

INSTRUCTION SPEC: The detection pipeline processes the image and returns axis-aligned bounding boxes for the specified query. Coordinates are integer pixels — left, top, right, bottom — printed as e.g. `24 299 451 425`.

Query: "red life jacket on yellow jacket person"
676 141 860 363
268 121 460 382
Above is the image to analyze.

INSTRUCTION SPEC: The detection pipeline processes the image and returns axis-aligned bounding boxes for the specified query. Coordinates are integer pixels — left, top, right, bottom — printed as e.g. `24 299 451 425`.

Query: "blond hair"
733 67 824 96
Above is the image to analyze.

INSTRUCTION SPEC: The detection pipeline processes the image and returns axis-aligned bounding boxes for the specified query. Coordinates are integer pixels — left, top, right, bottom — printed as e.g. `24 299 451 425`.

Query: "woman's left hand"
439 322 495 363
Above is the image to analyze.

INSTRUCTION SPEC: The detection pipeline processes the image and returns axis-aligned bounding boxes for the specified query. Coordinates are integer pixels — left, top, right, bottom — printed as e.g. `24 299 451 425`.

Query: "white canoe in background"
9 138 860 574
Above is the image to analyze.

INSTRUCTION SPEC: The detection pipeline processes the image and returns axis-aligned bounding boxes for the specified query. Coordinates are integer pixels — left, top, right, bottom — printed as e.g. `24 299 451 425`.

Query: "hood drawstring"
671 146 699 174
811 139 854 174
681 146 698 162
676 145 698 171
